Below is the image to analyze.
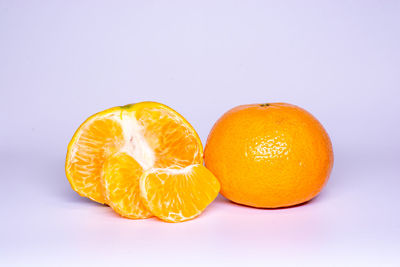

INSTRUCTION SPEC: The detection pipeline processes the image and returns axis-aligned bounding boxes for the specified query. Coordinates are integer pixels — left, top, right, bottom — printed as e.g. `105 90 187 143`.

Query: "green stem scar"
121 103 135 109
260 103 270 107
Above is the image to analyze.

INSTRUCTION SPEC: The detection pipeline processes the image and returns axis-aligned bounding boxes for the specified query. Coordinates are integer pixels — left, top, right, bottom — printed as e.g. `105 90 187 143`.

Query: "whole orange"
204 103 333 208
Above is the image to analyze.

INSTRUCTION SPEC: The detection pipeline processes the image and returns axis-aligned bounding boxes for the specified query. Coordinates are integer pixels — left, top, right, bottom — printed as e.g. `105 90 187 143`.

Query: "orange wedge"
140 164 220 223
65 102 203 208
101 152 152 219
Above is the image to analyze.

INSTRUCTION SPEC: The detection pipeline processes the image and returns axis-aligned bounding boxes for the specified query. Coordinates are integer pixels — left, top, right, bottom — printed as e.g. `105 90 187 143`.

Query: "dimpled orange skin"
204 103 334 208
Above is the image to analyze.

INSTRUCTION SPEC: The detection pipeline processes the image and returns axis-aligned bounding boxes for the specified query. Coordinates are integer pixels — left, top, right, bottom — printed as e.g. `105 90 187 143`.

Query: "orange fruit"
204 103 333 208
65 102 203 211
140 164 220 223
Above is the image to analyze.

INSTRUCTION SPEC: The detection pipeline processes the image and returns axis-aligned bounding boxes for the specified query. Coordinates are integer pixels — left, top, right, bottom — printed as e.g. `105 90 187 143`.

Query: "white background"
1 1 399 266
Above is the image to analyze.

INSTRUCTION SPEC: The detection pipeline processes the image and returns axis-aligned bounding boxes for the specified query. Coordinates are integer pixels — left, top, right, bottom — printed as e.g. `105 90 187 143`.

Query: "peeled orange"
65 102 218 221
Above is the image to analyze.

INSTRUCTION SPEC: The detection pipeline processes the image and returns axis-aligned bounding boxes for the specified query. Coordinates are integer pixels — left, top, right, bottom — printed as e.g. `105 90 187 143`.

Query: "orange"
204 103 333 208
140 164 220 223
65 102 204 218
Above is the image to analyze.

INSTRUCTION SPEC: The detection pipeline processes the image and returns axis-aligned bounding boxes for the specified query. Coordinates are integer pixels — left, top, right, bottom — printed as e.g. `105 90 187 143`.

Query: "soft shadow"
216 193 323 210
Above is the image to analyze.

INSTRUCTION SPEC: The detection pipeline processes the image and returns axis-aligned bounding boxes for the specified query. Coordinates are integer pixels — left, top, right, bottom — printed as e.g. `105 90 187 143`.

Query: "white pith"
150 164 195 175
115 110 155 170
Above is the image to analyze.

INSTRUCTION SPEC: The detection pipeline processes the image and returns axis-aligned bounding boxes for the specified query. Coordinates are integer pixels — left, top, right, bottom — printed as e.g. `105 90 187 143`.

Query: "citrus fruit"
204 103 333 208
65 102 203 210
140 164 220 223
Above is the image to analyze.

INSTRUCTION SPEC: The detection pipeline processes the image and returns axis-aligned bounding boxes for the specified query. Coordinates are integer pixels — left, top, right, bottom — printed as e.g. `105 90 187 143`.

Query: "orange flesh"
140 164 220 223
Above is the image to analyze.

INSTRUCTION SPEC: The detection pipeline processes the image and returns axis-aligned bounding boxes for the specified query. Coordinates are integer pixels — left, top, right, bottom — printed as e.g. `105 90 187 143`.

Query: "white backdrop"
1 1 399 266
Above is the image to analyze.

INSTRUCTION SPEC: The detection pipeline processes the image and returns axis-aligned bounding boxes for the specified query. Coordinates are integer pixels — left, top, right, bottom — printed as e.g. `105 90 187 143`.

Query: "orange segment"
65 110 124 203
140 164 220 223
101 152 152 219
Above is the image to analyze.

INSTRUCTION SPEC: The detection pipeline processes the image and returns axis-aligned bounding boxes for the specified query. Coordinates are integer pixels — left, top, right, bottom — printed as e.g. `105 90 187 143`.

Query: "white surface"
1 1 399 266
